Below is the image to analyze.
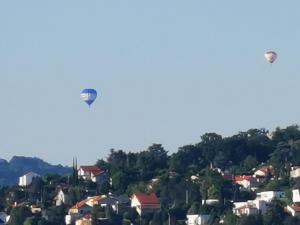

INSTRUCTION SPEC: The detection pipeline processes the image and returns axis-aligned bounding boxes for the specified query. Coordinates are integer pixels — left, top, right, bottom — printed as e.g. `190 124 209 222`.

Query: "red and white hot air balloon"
264 51 277 64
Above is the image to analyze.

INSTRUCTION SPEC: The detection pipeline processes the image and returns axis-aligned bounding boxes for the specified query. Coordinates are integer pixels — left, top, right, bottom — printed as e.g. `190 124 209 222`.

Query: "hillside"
0 156 71 186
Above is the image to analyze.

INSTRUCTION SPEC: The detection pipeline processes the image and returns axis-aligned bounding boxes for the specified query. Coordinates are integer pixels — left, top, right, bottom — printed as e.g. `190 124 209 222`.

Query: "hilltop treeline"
99 126 300 194
94 125 300 224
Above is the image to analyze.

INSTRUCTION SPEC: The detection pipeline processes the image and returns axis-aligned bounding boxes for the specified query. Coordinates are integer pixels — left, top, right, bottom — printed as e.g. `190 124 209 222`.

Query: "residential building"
66 195 127 225
66 200 92 225
291 167 300 178
233 200 268 216
256 191 285 202
55 187 71 206
293 189 300 203
233 203 258 216
234 175 258 190
254 165 273 177
69 200 92 215
78 166 107 183
18 172 40 187
201 199 219 205
186 214 210 225
131 193 160 216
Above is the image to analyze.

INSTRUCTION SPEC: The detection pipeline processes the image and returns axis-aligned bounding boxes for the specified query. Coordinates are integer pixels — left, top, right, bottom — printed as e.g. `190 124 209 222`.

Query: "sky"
0 1 300 166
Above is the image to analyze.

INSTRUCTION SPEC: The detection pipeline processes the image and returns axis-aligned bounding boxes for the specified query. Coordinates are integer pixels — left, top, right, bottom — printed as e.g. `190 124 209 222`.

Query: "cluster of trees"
2 125 300 224
94 125 300 224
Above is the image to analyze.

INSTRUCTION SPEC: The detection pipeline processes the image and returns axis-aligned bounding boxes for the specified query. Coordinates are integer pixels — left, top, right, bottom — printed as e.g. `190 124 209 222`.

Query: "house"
233 203 258 216
0 212 8 225
286 204 300 217
290 167 300 178
293 189 300 203
131 193 160 216
186 214 210 225
233 199 268 216
30 205 42 214
66 200 93 225
66 195 126 225
201 199 219 205
69 200 93 215
254 165 273 177
234 175 258 190
18 172 40 187
256 191 285 202
78 166 107 183
55 186 71 206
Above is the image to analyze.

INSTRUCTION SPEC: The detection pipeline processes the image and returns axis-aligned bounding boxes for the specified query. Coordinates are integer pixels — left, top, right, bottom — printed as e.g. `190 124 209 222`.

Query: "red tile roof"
79 166 103 175
70 199 89 210
235 203 257 210
235 175 254 182
133 193 160 205
223 174 233 181
256 166 273 174
70 195 107 210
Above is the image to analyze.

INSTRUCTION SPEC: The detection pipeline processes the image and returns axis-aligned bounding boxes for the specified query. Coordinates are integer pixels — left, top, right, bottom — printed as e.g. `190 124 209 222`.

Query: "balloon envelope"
81 89 97 106
264 51 277 63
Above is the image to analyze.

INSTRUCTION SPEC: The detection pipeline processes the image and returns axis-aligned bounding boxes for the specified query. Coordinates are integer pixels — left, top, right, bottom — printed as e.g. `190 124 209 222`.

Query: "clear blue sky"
0 1 300 166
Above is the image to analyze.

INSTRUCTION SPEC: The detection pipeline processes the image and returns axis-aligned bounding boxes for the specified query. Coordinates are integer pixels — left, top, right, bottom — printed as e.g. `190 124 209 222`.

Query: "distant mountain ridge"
0 156 72 186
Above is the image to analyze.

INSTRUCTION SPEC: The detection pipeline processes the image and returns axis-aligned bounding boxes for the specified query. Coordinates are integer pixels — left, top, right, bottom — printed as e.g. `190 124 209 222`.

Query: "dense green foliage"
2 125 300 224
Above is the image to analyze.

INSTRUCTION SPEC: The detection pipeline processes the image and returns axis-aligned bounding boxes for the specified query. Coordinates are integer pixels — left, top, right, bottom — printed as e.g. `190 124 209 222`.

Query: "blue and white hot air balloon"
81 89 97 107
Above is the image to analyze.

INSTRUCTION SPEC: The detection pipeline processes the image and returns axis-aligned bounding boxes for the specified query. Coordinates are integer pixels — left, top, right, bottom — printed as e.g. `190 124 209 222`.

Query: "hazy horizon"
1 1 300 166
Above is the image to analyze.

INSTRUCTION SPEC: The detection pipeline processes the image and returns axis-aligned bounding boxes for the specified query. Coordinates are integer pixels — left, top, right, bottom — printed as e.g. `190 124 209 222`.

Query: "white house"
78 166 106 183
66 195 126 225
254 166 273 177
291 167 300 178
256 191 285 202
18 172 40 187
186 214 210 225
131 193 160 216
233 199 268 216
234 176 258 190
55 188 71 206
66 200 93 225
201 199 219 205
293 189 300 203
233 203 258 216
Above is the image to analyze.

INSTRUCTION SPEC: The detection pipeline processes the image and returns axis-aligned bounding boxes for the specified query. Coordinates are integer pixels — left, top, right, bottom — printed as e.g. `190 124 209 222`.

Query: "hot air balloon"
264 51 277 64
81 89 97 107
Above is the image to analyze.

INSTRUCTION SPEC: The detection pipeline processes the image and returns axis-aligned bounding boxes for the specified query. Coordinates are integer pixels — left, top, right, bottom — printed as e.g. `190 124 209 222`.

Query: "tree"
222 212 238 225
150 211 163 225
46 205 67 225
111 171 128 194
123 208 139 224
263 200 288 225
242 156 258 172
198 133 223 164
23 217 38 225
92 205 105 225
239 214 263 225
7 206 32 225
187 202 201 214
283 216 300 225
